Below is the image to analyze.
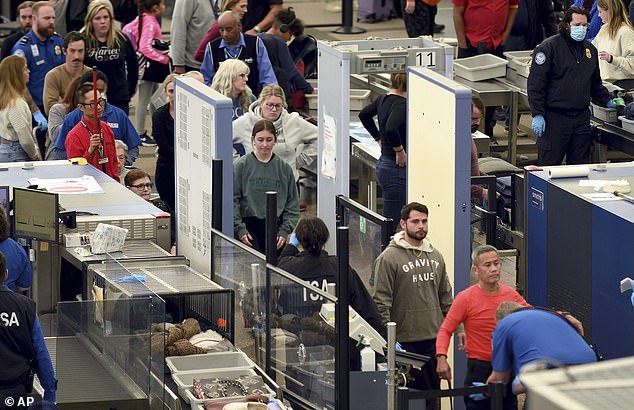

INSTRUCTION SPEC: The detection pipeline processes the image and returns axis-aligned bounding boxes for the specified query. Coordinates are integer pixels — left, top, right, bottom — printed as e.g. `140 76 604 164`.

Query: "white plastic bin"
172 368 257 404
620 116 634 133
165 351 252 374
504 50 533 77
184 380 275 408
591 103 618 123
454 54 508 82
306 89 371 111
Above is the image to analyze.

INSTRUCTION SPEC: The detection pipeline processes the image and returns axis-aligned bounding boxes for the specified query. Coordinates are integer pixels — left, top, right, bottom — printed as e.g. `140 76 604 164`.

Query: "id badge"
98 158 109 164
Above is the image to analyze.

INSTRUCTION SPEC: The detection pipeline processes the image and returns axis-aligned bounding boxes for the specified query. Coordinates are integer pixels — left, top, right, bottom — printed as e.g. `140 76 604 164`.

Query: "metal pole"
489 381 504 410
387 322 397 410
333 0 366 34
211 159 223 231
265 191 278 266
368 180 377 212
265 191 277 378
336 226 350 410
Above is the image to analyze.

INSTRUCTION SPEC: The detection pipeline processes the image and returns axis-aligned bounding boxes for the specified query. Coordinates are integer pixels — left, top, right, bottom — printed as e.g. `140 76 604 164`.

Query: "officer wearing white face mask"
527 6 623 166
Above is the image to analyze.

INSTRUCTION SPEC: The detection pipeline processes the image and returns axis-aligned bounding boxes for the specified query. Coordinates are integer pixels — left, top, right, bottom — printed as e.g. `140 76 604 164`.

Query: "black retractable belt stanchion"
264 191 277 378
394 381 506 409
335 226 350 410
211 159 223 231
210 159 223 281
333 0 366 34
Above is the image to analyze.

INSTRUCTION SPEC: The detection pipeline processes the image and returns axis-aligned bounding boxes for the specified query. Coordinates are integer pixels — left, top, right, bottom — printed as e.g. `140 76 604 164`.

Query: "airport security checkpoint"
2 0 634 409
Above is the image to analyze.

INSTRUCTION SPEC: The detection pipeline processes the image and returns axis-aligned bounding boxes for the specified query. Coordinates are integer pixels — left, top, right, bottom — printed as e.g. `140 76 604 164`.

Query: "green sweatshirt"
233 153 300 239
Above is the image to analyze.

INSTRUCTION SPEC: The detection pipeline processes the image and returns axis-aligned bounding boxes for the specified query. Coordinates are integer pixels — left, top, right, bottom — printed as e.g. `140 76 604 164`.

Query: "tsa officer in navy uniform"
527 6 622 166
11 1 64 157
0 251 57 407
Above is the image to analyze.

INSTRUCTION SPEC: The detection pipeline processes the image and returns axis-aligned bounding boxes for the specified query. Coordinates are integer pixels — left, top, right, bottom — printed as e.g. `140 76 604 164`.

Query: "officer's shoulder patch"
18 35 31 45
13 49 25 57
534 51 546 65
586 48 592 59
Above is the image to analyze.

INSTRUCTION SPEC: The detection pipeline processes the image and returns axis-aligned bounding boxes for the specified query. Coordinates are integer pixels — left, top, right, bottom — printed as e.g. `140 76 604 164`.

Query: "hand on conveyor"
532 115 546 137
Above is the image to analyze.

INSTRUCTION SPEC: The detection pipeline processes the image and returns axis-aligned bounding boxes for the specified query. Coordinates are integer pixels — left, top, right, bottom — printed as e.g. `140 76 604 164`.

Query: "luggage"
357 0 394 22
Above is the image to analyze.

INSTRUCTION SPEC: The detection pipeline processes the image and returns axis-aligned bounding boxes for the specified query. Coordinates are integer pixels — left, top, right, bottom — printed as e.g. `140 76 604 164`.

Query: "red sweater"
65 116 120 182
436 283 529 361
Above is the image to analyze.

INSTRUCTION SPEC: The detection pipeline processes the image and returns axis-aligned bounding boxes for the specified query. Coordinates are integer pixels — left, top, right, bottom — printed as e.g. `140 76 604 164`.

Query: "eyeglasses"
129 182 153 190
264 102 283 111
79 98 106 109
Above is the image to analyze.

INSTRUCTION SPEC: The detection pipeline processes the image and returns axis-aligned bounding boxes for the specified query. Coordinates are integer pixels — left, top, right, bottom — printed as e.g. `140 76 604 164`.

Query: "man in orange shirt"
436 245 528 410
65 83 119 182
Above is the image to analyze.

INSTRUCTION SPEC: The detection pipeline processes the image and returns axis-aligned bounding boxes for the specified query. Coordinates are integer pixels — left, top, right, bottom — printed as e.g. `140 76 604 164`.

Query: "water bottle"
360 338 375 372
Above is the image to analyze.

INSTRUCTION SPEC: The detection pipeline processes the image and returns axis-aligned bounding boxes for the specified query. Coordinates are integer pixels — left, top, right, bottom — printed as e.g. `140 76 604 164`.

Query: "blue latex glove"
113 274 146 283
33 110 48 131
532 115 545 137
511 375 523 395
469 382 487 401
607 97 625 108
395 341 404 351
289 232 300 248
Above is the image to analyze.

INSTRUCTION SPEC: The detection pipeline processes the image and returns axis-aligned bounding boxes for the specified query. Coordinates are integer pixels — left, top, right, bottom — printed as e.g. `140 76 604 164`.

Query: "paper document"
28 175 104 194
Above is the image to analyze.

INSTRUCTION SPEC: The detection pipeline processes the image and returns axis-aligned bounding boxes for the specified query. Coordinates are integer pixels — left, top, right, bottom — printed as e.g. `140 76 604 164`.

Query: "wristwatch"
253 25 261 33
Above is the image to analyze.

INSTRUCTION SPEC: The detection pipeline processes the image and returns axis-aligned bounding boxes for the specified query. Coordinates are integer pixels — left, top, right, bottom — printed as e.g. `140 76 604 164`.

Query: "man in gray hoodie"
373 202 459 408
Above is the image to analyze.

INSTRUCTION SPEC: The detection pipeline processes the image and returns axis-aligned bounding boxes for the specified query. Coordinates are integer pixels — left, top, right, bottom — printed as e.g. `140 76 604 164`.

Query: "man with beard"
0 2 33 60
42 31 90 114
373 202 460 410
12 1 64 156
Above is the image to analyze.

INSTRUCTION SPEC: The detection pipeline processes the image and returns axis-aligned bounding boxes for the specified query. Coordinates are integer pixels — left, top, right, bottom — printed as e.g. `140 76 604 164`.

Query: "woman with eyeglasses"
211 59 255 122
233 84 317 208
0 56 40 162
65 83 119 182
125 169 176 254
234 119 299 254
152 73 177 211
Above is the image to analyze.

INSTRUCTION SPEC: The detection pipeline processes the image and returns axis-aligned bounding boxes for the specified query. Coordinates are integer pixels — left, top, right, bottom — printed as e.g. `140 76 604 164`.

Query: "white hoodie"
232 101 317 180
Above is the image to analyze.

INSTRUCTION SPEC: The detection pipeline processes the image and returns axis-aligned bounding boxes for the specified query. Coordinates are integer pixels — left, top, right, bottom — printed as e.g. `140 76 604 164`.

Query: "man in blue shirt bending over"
487 301 597 394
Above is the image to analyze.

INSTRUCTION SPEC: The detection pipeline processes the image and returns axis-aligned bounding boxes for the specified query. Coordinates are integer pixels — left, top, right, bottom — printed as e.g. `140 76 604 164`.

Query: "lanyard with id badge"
79 119 108 172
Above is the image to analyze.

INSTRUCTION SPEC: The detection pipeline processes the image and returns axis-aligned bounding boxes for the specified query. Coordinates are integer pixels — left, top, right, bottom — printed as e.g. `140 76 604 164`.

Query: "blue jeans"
376 155 406 234
0 141 29 162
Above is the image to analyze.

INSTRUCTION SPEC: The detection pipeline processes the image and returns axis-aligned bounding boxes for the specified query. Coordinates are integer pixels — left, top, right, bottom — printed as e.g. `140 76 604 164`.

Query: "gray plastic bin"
454 54 508 82
504 50 533 77
172 368 257 404
591 103 618 123
165 351 252 374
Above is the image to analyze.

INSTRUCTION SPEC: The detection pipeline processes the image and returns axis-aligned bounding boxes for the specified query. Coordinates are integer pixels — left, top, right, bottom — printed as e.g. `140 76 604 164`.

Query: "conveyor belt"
41 337 140 403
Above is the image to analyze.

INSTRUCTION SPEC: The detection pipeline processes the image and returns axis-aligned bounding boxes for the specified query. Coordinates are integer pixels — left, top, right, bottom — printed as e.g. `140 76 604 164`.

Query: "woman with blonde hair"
593 0 634 88
152 73 177 211
82 0 138 114
194 0 248 62
0 56 40 162
211 59 254 120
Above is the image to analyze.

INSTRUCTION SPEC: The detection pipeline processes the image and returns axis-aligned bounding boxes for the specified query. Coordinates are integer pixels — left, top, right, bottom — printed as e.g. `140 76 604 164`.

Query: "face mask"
570 25 587 42
471 125 479 133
